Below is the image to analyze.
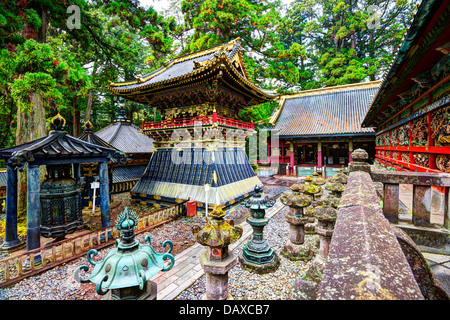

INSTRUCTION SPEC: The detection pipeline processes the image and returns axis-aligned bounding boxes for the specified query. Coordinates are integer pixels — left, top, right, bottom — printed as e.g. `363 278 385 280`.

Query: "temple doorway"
323 143 349 166
297 144 317 165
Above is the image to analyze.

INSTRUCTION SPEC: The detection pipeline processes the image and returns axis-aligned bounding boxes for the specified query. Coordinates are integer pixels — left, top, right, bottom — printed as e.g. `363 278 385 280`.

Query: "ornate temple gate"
265 82 379 177
362 0 450 219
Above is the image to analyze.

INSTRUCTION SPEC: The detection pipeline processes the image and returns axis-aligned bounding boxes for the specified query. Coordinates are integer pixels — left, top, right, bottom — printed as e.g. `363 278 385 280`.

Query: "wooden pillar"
427 112 437 169
1 165 22 250
289 141 294 175
26 165 41 251
350 140 354 162
444 187 449 230
99 161 111 228
318 141 322 167
72 163 80 185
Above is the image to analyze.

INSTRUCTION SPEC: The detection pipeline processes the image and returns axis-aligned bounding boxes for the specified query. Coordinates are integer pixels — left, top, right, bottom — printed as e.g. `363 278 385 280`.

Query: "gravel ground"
0 215 206 300
176 206 319 300
0 177 296 300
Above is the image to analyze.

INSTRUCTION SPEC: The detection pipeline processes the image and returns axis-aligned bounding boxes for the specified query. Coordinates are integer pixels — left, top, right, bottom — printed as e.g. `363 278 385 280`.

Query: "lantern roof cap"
244 185 275 210
74 207 175 295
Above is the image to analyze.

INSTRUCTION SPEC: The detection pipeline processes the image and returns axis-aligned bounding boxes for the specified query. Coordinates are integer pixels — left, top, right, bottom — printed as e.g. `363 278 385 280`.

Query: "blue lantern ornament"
74 207 175 300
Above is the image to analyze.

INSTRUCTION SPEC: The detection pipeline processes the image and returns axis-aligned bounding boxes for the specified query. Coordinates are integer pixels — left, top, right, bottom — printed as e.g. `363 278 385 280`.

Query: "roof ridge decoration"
109 38 242 88
106 38 277 103
78 120 119 151
0 113 126 171
268 80 382 125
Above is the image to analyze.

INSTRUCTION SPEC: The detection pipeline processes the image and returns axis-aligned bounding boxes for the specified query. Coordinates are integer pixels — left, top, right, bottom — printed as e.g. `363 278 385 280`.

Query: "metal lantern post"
239 186 279 274
0 112 125 253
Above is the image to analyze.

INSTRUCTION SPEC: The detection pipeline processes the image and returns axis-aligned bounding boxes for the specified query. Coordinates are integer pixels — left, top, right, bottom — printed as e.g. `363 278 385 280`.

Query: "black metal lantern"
40 164 83 240
239 186 279 274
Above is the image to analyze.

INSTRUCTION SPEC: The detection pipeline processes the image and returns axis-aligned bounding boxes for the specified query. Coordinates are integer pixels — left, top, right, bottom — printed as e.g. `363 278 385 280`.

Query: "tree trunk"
85 91 93 122
72 95 80 137
16 92 48 218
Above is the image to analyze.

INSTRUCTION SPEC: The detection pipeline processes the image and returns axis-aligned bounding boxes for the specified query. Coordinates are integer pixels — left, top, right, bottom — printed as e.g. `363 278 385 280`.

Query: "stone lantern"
74 207 175 300
304 176 313 185
329 169 348 185
325 182 345 199
311 171 326 194
303 206 337 283
239 186 279 274
304 182 322 201
304 174 325 234
192 206 243 300
280 184 314 261
315 206 337 260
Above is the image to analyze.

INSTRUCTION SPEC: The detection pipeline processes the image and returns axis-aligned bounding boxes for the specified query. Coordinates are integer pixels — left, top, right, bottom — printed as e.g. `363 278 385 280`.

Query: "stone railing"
317 169 424 299
316 149 449 300
371 170 450 228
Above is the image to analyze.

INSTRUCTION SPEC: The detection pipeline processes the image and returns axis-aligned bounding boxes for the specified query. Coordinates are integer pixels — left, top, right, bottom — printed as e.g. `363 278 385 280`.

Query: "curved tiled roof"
78 121 118 151
0 127 126 168
268 81 380 137
107 38 277 103
95 119 154 154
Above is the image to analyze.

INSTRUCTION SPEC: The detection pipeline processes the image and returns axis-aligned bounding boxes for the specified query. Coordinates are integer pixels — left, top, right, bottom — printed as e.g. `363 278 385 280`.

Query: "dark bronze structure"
0 113 125 252
239 186 279 274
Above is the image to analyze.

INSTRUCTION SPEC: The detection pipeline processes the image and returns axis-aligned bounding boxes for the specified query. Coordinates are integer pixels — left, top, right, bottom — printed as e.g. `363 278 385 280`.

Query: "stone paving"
151 199 285 300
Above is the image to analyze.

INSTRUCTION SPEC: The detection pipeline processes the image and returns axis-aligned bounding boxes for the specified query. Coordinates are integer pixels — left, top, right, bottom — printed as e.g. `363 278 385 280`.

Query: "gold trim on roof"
107 38 276 102
269 96 285 125
109 39 240 88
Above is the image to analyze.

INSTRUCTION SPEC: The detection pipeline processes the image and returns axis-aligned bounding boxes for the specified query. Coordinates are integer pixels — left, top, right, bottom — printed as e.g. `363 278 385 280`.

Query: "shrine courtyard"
0 173 448 300
0 0 449 303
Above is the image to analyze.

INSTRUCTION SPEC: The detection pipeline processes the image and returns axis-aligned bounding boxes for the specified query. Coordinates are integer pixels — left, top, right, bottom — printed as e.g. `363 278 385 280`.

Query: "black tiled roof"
95 119 154 154
0 169 6 187
112 165 147 183
0 129 126 168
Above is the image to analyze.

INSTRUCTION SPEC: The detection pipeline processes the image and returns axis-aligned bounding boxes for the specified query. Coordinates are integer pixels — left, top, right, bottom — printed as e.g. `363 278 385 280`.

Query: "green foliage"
181 0 304 87
0 0 417 150
284 0 416 87
0 0 179 148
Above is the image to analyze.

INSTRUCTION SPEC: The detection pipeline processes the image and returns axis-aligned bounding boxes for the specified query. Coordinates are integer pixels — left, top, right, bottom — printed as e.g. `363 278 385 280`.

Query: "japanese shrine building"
265 81 380 177
92 107 154 193
362 0 450 174
361 0 450 211
108 38 277 213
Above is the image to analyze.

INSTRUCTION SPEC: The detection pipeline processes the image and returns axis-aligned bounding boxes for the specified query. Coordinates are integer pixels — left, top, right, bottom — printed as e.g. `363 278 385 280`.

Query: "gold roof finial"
51 112 66 130
84 120 93 130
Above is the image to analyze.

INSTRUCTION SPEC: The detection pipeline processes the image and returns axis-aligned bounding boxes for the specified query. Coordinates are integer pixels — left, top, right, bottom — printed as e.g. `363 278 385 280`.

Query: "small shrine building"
265 81 380 177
